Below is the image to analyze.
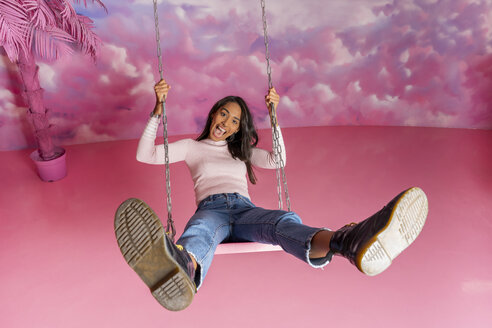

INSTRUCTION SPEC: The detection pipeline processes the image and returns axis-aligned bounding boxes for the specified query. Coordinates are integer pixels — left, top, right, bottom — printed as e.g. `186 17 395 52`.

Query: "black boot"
329 187 428 276
114 198 196 311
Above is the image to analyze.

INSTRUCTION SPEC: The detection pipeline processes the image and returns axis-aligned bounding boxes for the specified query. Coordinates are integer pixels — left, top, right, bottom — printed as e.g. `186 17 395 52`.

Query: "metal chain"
260 0 281 209
261 0 273 90
261 0 291 211
270 106 291 211
272 123 283 210
153 0 176 241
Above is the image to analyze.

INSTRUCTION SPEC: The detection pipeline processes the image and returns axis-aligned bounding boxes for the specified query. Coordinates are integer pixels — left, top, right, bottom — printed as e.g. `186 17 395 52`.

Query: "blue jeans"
176 193 331 289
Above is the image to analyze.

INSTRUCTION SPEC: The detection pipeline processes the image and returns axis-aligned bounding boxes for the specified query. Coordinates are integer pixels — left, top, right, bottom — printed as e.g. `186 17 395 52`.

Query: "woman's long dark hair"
196 96 259 184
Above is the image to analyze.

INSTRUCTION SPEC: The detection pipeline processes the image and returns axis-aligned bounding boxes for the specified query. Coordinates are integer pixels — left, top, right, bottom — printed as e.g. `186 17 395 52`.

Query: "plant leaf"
30 25 75 61
0 0 30 61
59 0 77 21
1 0 107 61
23 0 57 29
64 13 101 59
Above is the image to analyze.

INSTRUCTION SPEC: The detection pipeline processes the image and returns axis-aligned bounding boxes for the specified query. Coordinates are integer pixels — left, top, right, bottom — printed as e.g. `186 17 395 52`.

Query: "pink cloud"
1 0 491 151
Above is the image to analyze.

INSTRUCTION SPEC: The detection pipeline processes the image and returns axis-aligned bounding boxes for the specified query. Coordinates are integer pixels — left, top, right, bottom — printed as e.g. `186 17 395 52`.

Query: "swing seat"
216 242 282 255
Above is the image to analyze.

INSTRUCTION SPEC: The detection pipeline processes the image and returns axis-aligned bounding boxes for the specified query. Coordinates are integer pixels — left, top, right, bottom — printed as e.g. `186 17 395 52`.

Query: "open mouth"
213 125 227 138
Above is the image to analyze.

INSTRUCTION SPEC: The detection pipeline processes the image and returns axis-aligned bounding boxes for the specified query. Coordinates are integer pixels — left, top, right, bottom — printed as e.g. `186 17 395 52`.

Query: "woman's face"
209 102 242 141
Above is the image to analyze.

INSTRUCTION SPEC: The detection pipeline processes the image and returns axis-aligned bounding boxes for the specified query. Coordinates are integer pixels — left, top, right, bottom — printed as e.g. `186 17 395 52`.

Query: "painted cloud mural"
1 0 491 151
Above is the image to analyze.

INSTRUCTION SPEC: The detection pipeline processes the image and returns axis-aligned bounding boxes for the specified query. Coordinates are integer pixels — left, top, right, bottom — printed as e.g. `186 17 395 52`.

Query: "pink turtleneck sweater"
136 117 286 205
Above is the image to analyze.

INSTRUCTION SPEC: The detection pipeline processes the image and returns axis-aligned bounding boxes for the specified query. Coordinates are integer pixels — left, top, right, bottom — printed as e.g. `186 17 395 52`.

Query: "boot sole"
357 187 428 276
114 198 195 311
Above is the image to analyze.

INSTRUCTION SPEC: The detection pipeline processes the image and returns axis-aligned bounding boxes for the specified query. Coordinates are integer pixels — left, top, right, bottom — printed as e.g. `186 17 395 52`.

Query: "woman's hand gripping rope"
265 87 280 127
153 79 171 116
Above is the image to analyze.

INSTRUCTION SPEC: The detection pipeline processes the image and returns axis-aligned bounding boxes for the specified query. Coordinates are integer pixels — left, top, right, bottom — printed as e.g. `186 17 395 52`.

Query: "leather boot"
329 187 428 276
114 198 196 311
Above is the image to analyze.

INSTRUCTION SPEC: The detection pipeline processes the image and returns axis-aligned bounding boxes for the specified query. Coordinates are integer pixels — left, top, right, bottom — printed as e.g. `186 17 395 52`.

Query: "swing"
152 0 289 255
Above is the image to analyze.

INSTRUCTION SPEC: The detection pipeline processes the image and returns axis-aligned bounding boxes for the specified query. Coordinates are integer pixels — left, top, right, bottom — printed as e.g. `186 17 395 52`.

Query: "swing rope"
260 0 291 212
152 0 176 242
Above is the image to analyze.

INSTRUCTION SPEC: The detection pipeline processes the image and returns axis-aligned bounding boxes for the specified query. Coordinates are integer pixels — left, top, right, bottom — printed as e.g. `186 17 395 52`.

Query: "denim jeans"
176 193 332 289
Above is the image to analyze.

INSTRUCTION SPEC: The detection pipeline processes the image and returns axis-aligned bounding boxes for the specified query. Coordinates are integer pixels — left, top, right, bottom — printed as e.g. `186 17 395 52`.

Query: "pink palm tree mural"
0 0 106 162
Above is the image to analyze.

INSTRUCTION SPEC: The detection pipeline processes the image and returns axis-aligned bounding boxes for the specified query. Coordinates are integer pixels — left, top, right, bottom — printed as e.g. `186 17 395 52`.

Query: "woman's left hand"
265 87 280 123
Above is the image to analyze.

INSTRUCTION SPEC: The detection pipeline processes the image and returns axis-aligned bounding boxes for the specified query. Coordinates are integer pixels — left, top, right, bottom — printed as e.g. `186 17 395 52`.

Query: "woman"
114 79 428 311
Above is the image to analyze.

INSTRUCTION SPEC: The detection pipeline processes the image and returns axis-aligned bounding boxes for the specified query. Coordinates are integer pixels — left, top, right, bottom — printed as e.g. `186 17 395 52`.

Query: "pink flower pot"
30 147 67 182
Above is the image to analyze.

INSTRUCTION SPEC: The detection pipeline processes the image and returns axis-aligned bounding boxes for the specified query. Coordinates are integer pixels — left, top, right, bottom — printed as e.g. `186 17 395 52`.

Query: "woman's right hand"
265 87 280 126
153 79 171 115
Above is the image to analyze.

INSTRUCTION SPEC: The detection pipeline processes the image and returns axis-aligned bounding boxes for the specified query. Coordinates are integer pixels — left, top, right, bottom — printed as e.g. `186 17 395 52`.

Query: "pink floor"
1 125 491 328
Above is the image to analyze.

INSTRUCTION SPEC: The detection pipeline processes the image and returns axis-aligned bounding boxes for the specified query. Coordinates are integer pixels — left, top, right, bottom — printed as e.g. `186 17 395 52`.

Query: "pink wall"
1 125 491 327
1 0 492 152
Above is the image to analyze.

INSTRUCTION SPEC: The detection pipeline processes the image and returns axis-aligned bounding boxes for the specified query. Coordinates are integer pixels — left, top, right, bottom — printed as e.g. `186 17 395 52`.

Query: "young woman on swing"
114 78 428 311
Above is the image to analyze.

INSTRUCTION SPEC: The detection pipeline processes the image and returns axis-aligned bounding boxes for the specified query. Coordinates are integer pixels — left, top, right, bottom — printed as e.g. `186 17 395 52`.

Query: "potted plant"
0 0 107 181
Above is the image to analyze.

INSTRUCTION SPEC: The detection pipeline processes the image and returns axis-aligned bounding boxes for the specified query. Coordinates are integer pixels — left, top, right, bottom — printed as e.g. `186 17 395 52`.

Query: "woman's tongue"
214 125 226 138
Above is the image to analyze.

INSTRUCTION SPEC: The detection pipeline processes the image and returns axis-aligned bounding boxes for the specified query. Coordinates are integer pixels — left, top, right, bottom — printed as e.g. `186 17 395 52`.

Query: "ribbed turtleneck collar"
200 138 227 146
